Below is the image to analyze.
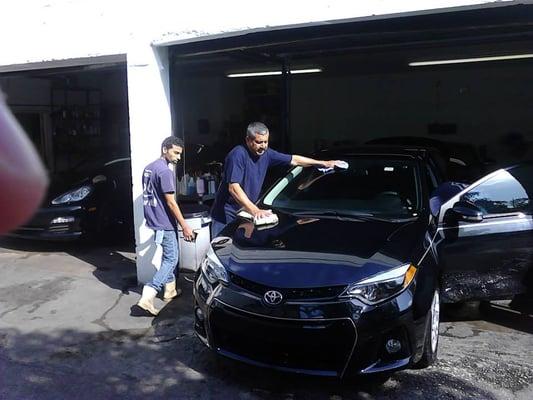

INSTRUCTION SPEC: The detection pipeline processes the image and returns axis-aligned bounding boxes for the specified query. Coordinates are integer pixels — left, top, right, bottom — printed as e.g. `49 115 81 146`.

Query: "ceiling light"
227 68 322 78
409 53 533 67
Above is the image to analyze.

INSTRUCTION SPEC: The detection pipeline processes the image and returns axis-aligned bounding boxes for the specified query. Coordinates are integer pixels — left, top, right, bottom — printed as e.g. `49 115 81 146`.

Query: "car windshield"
263 156 420 219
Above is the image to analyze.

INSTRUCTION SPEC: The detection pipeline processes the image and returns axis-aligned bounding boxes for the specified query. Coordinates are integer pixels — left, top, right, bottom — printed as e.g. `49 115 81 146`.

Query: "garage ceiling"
171 3 533 76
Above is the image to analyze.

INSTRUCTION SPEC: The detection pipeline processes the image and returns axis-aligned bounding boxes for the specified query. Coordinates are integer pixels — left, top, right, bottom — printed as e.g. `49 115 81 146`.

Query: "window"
263 156 420 218
462 166 533 216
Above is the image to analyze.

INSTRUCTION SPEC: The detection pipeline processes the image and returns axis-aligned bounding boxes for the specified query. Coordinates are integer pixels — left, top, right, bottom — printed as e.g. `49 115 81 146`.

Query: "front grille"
229 272 346 301
48 224 71 233
211 304 356 374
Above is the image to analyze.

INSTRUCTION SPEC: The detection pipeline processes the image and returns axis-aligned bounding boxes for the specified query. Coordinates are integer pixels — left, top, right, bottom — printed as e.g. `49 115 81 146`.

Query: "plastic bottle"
179 174 188 195
187 176 196 196
196 176 205 196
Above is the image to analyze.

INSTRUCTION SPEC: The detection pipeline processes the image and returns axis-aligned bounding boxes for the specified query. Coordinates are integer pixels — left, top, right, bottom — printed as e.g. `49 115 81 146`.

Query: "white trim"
152 1 520 48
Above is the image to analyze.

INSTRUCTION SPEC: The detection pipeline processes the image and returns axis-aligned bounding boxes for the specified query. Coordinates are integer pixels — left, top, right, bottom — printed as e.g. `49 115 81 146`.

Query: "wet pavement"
0 237 532 400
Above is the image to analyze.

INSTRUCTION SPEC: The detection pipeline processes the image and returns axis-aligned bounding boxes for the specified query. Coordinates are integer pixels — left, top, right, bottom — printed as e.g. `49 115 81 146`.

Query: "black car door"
104 159 133 230
436 164 533 303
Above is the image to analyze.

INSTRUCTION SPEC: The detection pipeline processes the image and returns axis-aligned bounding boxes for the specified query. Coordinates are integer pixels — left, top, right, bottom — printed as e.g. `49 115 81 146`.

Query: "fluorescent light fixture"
227 68 322 78
290 68 322 74
409 53 533 67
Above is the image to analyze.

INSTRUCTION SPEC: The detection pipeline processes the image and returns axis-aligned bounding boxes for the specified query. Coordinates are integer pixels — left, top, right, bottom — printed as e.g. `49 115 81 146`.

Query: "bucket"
177 204 211 272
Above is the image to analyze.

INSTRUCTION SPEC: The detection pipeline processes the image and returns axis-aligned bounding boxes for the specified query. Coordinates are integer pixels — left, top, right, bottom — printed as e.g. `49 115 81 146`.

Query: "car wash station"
1 1 532 284
1 2 533 395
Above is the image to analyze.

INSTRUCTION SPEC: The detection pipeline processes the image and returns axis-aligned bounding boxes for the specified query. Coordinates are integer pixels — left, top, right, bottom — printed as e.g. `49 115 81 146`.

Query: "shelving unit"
50 87 102 172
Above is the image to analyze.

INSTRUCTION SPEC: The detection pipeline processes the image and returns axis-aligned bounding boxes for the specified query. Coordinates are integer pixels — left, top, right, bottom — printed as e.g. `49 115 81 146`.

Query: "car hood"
213 211 427 288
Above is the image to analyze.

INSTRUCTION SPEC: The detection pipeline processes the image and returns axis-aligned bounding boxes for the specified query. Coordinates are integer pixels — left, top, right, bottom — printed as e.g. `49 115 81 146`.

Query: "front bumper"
6 205 90 241
193 272 426 378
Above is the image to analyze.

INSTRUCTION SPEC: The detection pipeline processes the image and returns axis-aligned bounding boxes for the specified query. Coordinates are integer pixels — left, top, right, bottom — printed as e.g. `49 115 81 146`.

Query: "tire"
415 289 440 368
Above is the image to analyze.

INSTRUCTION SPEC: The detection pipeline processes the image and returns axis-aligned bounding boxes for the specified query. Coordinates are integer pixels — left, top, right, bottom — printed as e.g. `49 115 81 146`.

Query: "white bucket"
177 205 211 272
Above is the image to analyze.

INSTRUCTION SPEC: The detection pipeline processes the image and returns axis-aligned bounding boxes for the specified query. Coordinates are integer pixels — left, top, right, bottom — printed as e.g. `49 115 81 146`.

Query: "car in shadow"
193 146 532 378
365 136 493 183
6 157 133 242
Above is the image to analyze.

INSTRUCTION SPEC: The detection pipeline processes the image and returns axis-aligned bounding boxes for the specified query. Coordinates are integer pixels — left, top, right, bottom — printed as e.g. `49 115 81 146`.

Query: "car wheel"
415 289 440 369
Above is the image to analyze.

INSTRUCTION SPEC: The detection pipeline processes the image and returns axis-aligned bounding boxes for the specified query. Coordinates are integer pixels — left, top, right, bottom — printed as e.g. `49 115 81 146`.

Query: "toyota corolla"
193 147 532 378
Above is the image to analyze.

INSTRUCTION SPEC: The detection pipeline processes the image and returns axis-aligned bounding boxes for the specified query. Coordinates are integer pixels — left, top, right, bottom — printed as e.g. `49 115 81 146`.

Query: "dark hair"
161 136 184 152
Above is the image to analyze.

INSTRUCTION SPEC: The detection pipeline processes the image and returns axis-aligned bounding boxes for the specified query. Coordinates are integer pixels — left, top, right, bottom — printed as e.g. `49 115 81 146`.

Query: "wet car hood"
213 211 427 288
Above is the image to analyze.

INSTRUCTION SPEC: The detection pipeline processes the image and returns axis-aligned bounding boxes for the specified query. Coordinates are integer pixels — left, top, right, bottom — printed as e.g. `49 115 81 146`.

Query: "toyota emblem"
263 290 283 305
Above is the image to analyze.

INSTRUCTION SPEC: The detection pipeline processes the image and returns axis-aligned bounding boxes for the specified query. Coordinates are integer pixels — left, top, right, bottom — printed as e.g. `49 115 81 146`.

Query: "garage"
0 58 132 241
0 60 129 176
168 4 533 187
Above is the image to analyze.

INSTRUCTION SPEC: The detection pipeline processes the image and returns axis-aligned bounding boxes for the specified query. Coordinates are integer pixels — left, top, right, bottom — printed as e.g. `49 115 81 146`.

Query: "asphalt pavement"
0 237 531 400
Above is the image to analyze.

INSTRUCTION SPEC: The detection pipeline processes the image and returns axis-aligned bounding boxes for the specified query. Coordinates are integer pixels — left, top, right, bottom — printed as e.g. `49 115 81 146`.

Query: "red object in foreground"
0 97 48 235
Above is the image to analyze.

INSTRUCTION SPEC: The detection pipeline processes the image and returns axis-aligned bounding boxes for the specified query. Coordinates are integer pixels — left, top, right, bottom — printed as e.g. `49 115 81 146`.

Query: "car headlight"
201 246 229 285
51 185 93 205
341 263 417 305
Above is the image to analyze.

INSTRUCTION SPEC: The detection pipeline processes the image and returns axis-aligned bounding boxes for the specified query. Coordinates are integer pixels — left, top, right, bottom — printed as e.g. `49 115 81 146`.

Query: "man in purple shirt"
136 136 195 316
210 122 339 237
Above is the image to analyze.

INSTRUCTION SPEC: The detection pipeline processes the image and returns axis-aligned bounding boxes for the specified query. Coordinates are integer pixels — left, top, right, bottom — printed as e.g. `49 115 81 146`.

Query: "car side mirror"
451 201 483 223
429 181 468 217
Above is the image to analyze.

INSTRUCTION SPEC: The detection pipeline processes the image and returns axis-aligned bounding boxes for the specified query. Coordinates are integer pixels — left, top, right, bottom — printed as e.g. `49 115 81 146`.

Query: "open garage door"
169 3 533 188
0 60 133 242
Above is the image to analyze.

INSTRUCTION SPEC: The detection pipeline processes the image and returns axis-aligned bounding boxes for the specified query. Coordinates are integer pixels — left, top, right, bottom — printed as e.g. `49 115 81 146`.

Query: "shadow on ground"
0 323 504 400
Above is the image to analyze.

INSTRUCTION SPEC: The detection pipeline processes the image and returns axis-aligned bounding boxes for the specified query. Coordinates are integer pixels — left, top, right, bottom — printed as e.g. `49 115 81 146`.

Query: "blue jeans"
211 219 226 239
148 230 179 292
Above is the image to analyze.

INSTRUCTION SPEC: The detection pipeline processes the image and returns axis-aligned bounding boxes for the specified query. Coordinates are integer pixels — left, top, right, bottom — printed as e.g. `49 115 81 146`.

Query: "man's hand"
322 160 336 169
252 208 273 219
182 224 196 242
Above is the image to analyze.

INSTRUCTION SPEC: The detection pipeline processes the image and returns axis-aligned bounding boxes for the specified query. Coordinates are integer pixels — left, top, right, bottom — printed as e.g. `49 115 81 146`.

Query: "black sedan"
7 157 133 241
193 147 533 378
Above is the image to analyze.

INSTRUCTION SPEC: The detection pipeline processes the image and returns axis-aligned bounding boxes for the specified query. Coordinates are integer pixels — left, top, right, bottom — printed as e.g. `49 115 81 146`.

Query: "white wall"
0 1 513 69
127 45 174 284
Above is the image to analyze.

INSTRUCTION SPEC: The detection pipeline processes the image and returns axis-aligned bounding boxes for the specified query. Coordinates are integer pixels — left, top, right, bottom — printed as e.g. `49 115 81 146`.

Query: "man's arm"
164 193 195 241
291 155 336 168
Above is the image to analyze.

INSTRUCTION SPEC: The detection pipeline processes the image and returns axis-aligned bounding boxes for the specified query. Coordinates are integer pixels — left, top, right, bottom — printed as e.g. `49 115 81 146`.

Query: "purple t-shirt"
142 159 177 230
211 145 292 224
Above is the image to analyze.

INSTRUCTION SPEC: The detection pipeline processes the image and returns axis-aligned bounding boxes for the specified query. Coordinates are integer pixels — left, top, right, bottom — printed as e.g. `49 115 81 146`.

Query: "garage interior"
170 4 533 186
0 62 130 179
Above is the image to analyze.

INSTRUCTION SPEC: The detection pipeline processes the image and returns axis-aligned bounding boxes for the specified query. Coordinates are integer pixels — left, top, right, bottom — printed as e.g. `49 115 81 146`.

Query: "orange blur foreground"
0 95 48 235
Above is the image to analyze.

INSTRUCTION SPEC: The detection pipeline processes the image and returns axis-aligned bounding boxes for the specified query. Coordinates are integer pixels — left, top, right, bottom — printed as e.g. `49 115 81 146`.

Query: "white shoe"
163 280 182 302
136 285 159 316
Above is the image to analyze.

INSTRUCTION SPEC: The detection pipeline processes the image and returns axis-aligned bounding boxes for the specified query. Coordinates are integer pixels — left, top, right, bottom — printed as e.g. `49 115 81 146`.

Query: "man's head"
161 136 184 165
245 122 269 157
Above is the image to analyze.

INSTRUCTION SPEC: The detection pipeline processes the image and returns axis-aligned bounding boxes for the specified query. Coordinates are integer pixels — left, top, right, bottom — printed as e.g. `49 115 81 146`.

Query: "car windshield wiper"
290 210 374 219
289 210 418 223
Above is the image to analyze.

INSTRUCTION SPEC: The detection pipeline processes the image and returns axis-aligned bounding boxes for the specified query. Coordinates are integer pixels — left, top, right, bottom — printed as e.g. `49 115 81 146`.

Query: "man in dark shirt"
136 136 195 316
210 122 338 237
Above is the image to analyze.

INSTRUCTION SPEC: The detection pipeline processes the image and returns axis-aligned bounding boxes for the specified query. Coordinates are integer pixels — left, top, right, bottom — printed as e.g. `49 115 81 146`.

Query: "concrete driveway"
0 237 532 400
